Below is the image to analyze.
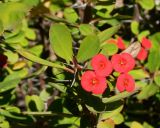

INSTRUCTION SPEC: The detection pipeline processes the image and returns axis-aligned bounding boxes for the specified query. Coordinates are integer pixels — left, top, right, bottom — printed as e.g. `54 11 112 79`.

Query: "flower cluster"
81 54 112 94
137 37 152 60
80 37 142 94
81 53 136 94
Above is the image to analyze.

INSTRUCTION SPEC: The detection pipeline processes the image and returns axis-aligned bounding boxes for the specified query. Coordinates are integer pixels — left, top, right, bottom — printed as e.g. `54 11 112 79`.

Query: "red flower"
141 37 152 49
117 37 126 50
116 73 135 92
81 71 107 94
91 54 113 77
137 47 148 60
0 54 7 68
111 53 135 73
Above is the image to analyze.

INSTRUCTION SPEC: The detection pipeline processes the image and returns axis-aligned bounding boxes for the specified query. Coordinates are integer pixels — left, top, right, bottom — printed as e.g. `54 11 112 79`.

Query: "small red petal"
0 54 8 68
117 37 126 50
81 71 95 92
137 47 148 60
116 73 135 92
91 54 113 77
111 53 135 73
141 37 152 49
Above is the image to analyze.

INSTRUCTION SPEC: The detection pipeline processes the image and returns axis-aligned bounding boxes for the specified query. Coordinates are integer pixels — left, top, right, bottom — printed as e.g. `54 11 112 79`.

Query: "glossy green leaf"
97 119 115 128
79 24 95 36
137 84 159 100
99 105 123 120
131 121 143 128
146 50 160 72
29 45 43 57
131 21 139 35
102 91 138 103
101 43 118 56
64 7 78 23
16 48 66 69
25 95 44 112
111 113 124 124
0 2 29 30
129 69 149 80
49 23 73 63
154 74 160 87
4 50 19 64
0 20 3 35
138 30 150 41
136 0 155 10
0 120 10 128
0 109 26 120
98 25 121 43
77 34 100 62
0 73 20 93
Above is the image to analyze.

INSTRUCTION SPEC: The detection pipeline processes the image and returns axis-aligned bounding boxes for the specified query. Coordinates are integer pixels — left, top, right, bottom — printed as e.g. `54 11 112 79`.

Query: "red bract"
111 53 135 73
117 37 126 50
137 47 148 60
0 54 8 68
116 73 135 92
81 71 107 94
141 37 152 49
91 54 113 77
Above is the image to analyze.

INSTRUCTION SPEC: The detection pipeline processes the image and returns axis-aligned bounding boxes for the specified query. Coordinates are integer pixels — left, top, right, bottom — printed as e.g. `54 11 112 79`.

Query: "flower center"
99 61 105 69
119 58 127 66
91 78 99 86
123 78 129 87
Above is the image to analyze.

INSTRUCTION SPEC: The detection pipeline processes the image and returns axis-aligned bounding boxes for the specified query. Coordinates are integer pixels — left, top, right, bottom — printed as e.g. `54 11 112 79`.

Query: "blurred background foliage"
0 0 160 128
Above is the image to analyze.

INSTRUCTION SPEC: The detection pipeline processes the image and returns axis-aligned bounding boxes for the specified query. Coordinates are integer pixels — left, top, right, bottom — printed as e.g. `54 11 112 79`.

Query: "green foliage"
0 0 159 127
77 34 100 62
49 24 73 63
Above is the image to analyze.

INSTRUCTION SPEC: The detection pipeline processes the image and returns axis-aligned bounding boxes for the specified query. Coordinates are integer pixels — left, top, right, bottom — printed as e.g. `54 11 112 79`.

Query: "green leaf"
97 119 115 128
146 50 160 72
25 95 44 112
98 25 121 43
101 43 118 56
102 91 138 103
137 84 159 100
131 121 143 128
138 30 150 41
154 74 160 87
0 120 10 128
64 7 78 23
131 21 139 35
16 48 66 69
99 105 123 120
4 50 19 64
0 2 29 30
77 34 100 62
49 23 73 63
25 28 36 40
129 69 149 80
0 109 26 120
5 31 25 44
28 45 43 57
111 113 124 125
79 24 95 36
136 0 155 10
0 20 3 35
0 73 21 93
